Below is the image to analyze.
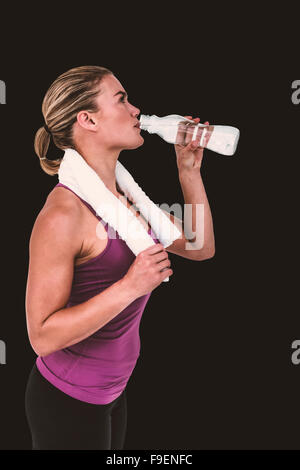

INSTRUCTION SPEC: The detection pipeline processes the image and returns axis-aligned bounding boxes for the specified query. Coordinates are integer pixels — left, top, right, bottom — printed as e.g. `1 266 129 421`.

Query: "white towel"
58 148 181 282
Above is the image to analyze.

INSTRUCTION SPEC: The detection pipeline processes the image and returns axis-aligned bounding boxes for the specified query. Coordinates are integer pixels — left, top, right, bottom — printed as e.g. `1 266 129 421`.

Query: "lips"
134 121 140 128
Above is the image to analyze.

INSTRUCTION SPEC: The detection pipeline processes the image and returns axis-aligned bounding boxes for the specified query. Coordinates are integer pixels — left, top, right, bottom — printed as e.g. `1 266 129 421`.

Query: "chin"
124 135 144 150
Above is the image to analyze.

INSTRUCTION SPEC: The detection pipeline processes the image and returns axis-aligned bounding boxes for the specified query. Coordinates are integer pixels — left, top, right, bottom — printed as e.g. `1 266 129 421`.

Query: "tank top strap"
55 182 156 238
55 183 101 220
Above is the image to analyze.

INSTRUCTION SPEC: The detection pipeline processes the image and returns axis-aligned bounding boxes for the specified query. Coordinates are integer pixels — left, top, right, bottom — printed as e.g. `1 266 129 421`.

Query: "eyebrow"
114 91 128 98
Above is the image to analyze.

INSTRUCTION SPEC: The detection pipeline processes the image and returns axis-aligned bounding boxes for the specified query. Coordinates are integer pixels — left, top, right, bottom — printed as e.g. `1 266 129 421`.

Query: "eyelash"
120 95 127 103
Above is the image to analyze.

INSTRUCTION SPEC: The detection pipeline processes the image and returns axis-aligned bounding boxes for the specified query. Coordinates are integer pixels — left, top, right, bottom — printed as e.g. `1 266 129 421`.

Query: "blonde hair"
34 65 113 176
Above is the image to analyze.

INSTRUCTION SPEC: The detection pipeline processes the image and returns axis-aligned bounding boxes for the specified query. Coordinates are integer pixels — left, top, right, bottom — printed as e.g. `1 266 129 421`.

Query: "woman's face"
93 74 144 151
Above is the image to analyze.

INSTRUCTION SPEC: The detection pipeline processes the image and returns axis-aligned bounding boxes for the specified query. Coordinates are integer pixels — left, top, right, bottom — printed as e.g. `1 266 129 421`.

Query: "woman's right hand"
122 243 173 297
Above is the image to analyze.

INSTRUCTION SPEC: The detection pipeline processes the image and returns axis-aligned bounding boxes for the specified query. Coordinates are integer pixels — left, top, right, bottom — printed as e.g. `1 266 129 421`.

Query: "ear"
76 111 99 132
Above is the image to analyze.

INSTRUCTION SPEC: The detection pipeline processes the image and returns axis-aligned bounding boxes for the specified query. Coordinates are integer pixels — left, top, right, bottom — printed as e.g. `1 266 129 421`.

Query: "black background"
0 6 299 451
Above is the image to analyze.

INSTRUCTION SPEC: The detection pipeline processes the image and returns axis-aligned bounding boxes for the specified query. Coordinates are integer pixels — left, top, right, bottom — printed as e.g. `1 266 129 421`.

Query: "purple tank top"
36 182 159 404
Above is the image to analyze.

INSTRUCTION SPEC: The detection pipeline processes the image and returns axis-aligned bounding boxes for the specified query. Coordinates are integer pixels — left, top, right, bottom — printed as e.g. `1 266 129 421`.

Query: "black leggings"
25 363 127 450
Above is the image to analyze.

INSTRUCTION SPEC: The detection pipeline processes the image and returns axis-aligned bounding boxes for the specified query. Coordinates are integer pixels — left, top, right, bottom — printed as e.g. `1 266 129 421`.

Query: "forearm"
36 277 137 357
179 169 215 254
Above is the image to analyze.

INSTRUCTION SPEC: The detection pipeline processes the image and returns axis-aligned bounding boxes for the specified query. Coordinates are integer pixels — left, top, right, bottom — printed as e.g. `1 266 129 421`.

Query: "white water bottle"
140 114 240 156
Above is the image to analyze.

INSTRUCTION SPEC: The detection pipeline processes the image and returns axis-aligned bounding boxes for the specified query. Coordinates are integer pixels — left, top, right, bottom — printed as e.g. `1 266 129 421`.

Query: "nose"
130 103 140 117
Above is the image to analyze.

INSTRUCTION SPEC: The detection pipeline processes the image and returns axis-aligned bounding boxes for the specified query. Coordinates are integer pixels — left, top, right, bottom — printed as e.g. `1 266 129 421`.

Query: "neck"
74 142 122 197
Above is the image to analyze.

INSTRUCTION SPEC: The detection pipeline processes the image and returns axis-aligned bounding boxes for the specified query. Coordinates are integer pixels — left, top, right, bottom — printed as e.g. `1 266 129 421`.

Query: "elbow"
29 332 52 357
195 246 215 261
29 340 47 357
205 249 215 260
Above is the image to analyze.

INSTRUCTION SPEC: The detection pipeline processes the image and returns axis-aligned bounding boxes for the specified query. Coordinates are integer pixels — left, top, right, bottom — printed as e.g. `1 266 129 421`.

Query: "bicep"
25 206 82 347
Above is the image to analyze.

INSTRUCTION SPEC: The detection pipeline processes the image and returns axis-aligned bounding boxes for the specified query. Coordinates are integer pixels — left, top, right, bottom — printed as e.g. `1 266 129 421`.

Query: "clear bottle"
139 114 240 156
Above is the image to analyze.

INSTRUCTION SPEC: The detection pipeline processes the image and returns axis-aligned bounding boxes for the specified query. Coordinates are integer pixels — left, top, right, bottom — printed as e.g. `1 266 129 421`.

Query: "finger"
203 124 213 147
179 117 198 145
144 243 165 254
158 259 171 270
189 140 199 150
195 124 207 145
161 268 173 279
152 251 169 262
185 122 196 144
177 120 189 145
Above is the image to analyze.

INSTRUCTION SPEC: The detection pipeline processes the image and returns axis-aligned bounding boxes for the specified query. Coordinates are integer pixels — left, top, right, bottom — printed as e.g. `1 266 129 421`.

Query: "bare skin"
26 74 172 356
44 183 151 267
43 72 153 267
27 75 214 357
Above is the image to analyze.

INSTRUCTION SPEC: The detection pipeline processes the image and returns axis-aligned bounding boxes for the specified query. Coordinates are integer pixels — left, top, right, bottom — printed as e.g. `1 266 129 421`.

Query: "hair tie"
44 123 51 135
39 123 51 161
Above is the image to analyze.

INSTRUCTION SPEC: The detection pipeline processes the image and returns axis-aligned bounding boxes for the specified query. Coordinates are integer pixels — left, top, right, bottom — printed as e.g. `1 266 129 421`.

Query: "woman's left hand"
174 116 209 173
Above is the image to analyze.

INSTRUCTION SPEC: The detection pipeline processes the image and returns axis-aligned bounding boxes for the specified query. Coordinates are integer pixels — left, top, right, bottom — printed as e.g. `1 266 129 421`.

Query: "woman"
25 66 215 450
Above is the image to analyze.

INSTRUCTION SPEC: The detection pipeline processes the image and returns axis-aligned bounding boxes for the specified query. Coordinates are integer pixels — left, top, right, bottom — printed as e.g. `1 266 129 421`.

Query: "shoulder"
30 186 83 253
46 185 83 213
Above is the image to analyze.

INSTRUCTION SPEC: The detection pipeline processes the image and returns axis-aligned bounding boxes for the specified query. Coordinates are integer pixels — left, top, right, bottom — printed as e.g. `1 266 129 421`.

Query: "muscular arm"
25 203 137 357
162 170 215 261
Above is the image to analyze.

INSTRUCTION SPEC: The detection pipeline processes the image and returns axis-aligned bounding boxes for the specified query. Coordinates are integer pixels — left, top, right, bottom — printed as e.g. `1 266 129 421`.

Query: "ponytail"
34 126 62 176
34 65 113 176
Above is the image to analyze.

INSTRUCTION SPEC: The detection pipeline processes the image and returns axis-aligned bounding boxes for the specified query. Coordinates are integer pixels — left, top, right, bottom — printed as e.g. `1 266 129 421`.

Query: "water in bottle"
139 114 240 156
